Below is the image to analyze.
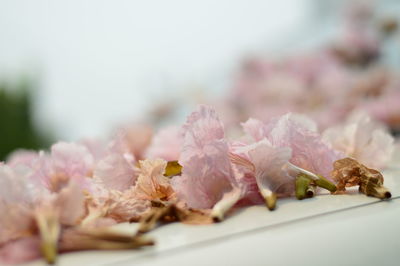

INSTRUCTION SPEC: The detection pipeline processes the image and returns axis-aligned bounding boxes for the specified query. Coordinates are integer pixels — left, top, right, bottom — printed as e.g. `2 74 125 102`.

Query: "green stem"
315 175 337 193
296 175 311 200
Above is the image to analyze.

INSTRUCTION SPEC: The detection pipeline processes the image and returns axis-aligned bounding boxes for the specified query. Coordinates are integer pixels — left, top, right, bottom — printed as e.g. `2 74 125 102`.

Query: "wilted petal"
331 157 391 199
106 195 151 223
133 159 174 201
82 190 151 225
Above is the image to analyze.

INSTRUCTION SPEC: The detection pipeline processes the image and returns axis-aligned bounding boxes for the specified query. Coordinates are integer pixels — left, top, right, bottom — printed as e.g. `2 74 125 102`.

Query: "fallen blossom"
323 112 394 169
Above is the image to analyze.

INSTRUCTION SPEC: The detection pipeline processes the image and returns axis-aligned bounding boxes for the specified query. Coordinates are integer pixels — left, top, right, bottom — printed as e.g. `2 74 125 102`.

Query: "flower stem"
295 175 311 200
211 188 242 222
34 207 60 264
306 185 316 198
264 193 277 210
315 175 337 192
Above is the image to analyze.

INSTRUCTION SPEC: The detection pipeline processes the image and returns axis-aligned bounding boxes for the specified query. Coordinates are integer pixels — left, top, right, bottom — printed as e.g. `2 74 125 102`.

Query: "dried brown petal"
331 157 391 199
138 203 213 233
60 227 154 252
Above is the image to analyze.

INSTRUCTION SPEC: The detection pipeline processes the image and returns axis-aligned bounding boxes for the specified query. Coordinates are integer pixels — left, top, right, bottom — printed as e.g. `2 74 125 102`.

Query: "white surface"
24 163 400 266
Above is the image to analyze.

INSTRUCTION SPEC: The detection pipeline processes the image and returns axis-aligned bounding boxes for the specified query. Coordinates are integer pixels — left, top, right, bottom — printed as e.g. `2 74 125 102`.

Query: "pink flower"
0 165 44 245
110 125 153 160
172 105 242 220
237 139 295 197
51 142 94 179
79 138 108 162
93 154 137 192
180 105 225 165
6 150 39 168
146 126 182 161
173 141 236 209
242 113 342 179
323 112 394 169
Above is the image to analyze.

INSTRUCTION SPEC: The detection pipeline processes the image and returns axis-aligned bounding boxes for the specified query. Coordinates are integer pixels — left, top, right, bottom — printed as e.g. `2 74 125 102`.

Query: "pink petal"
110 125 153 160
247 140 294 197
323 112 393 169
0 165 45 244
268 114 342 179
51 142 94 178
173 140 235 209
0 237 41 265
6 150 38 168
173 105 238 209
93 154 137 191
133 159 174 201
179 105 225 166
146 126 182 161
56 181 86 226
243 114 342 179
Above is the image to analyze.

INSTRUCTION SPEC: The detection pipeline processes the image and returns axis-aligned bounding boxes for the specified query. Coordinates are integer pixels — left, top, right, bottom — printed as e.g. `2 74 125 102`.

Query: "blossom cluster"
212 3 400 132
0 105 394 264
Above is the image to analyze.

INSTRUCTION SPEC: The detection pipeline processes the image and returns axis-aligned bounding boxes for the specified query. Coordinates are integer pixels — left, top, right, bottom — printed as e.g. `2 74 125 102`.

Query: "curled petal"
246 140 294 201
133 159 174 201
331 157 391 199
107 191 151 223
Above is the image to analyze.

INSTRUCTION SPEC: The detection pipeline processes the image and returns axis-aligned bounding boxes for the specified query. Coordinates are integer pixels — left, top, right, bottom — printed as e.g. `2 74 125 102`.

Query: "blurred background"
0 0 399 160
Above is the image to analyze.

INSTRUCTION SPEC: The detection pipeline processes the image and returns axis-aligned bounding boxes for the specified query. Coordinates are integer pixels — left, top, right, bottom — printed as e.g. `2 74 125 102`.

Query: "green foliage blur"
0 78 52 161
